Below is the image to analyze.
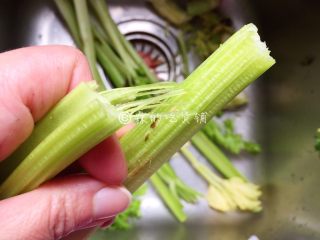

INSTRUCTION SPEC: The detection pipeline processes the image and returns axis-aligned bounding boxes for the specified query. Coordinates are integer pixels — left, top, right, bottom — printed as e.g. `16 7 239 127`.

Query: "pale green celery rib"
95 39 132 81
73 0 105 91
90 0 138 72
191 132 245 180
92 25 137 82
121 24 275 192
0 97 121 199
95 43 126 88
180 146 224 189
54 0 82 47
177 32 190 77
157 163 201 203
90 0 158 84
0 82 182 198
0 83 98 183
150 173 187 222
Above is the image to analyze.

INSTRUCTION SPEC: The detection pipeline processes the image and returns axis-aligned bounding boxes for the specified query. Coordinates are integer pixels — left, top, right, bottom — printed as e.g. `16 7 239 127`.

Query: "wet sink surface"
1 0 320 239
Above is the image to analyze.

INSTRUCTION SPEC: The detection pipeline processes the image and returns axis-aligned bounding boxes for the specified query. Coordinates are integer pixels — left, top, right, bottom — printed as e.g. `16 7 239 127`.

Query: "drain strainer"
117 18 184 82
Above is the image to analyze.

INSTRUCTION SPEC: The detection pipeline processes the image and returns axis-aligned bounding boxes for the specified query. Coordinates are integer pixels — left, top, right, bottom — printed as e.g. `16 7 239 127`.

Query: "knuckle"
47 193 76 239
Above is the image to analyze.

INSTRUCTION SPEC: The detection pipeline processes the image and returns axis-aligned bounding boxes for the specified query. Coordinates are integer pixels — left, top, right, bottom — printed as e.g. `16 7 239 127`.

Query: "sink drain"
117 18 184 82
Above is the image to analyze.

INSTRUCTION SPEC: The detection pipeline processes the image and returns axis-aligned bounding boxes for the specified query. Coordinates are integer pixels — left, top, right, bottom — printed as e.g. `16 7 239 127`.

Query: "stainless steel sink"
1 0 320 239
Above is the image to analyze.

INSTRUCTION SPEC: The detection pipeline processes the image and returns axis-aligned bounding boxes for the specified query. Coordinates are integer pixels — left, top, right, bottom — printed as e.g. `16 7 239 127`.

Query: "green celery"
0 83 98 183
191 132 245 180
150 173 187 222
90 0 158 84
121 24 275 192
157 163 201 203
94 37 133 81
0 86 121 198
177 32 190 77
0 83 180 199
54 0 82 47
95 43 126 87
176 28 242 180
203 119 261 154
181 146 261 212
90 0 138 74
73 0 105 90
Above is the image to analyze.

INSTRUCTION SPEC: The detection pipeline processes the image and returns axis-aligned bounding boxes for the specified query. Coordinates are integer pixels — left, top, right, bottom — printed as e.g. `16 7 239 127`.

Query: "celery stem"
54 0 82 47
191 132 245 180
121 24 275 192
73 0 105 90
90 0 138 72
150 173 187 222
95 43 126 87
90 0 158 84
177 32 190 77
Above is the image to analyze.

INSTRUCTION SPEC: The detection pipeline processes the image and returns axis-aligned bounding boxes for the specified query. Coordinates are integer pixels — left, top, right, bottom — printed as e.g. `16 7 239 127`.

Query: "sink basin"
1 0 320 239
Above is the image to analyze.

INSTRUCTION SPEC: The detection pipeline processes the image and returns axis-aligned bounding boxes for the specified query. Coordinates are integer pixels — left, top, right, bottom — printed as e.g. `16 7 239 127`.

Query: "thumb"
0 175 131 240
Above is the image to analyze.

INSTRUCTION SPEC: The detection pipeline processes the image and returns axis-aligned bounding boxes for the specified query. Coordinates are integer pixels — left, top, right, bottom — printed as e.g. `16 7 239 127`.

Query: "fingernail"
93 187 131 220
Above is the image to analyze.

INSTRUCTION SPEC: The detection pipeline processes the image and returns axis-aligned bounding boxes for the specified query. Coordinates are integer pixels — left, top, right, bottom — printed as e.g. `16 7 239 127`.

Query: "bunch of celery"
52 0 274 226
55 0 157 89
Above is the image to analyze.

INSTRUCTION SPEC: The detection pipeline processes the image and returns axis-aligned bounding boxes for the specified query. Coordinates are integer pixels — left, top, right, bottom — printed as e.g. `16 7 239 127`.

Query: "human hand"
0 46 131 240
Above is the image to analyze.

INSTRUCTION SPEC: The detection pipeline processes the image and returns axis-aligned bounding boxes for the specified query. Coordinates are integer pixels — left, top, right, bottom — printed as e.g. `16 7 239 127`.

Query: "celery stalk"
191 132 245 180
150 173 187 222
0 83 180 199
121 24 275 192
90 0 158 84
54 0 82 47
176 28 243 180
54 0 106 89
177 32 190 77
90 0 138 73
95 43 126 87
157 163 201 203
0 83 98 182
0 99 121 199
0 84 122 198
181 146 261 212
95 38 133 80
92 21 137 82
73 0 105 90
